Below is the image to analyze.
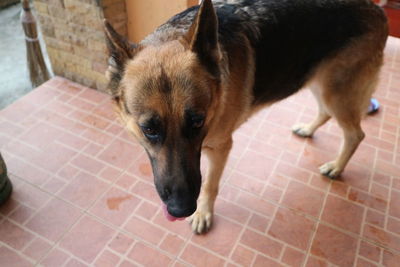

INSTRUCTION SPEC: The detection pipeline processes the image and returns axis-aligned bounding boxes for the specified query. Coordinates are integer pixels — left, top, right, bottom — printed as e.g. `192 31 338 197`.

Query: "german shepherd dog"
104 0 387 234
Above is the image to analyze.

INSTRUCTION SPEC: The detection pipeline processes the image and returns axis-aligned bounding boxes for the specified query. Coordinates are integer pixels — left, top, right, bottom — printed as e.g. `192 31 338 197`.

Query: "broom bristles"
21 0 50 88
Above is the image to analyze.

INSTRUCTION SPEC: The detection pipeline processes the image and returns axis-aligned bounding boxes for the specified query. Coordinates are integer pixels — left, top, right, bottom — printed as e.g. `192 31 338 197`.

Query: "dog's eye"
141 126 159 140
191 116 204 129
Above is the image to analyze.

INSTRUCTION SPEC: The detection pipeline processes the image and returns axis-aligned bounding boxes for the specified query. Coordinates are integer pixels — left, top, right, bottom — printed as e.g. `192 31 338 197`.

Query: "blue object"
367 98 380 114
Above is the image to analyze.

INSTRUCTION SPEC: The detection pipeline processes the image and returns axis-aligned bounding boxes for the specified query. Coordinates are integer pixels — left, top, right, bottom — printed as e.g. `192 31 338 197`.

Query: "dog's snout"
163 187 172 201
167 202 197 218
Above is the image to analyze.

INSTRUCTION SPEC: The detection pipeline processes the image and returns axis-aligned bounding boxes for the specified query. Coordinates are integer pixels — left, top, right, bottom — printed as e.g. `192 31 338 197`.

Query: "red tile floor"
0 37 399 267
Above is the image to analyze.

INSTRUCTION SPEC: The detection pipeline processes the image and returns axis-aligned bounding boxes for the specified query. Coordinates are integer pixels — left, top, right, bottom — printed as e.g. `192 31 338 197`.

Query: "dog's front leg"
189 138 232 234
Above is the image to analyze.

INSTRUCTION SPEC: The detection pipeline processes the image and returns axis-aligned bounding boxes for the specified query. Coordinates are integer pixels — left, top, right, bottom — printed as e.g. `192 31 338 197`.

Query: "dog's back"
147 0 387 105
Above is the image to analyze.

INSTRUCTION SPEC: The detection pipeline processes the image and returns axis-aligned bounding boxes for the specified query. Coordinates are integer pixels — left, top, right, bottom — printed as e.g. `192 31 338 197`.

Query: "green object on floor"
0 153 12 205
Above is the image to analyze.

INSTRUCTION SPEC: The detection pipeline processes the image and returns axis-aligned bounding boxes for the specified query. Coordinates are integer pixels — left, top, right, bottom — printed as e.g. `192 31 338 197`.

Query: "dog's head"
104 0 221 219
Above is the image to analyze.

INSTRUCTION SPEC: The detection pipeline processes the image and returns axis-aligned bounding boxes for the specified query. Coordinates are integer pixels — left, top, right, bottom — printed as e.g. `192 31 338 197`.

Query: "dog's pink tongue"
162 204 185 222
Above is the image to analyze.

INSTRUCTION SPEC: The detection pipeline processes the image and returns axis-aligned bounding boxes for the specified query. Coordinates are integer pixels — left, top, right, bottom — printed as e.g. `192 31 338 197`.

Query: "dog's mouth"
162 203 186 222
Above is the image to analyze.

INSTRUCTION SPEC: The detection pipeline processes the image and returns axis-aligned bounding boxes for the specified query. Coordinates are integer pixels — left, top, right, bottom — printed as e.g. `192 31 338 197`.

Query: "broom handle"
22 0 30 11
21 0 38 41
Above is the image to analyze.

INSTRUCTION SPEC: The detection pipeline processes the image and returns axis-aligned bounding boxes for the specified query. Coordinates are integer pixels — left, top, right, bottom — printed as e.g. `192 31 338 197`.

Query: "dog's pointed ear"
186 0 221 78
104 20 137 97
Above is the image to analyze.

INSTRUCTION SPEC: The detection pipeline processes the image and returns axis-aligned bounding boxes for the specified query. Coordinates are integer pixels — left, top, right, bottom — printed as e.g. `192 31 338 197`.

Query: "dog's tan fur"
105 0 388 233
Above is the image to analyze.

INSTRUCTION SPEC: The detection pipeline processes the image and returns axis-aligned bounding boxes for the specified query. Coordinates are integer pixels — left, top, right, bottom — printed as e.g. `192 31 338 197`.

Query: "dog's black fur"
148 0 385 105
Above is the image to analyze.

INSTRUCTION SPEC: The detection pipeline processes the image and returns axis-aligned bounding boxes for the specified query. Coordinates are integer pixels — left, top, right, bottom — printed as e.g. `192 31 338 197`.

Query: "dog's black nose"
167 203 196 218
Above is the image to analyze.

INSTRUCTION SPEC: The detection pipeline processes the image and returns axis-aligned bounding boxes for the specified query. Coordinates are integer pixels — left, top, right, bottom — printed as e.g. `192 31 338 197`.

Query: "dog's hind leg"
316 47 382 178
319 119 365 178
292 86 331 137
189 138 232 234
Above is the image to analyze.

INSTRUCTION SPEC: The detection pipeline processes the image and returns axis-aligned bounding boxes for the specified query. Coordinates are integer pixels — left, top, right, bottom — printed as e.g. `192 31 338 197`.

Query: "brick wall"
33 0 127 91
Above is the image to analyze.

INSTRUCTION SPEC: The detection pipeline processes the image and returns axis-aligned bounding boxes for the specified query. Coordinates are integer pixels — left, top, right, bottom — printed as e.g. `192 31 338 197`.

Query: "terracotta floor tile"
128 242 172 267
22 237 52 262
330 180 349 197
89 187 141 226
130 180 160 204
356 257 379 267
305 255 328 267
191 215 242 257
253 254 284 267
94 249 121 267
127 152 153 182
82 127 114 147
269 207 315 250
262 184 284 203
235 150 276 181
41 177 67 194
311 224 358 266
59 216 115 264
389 189 400 219
78 87 108 104
180 243 225 267
8 204 35 225
238 191 277 216
363 224 400 252
281 180 325 217
119 260 138 267
338 163 372 192
107 232 135 255
25 197 82 242
321 194 364 234
159 233 185 255
383 250 400 267
115 173 138 190
68 97 97 112
58 171 109 209
387 217 400 235
0 246 32 267
366 209 385 228
228 170 265 195
57 164 80 181
69 110 110 131
83 142 104 157
98 166 123 183
70 153 106 175
135 200 159 220
348 188 387 213
240 228 283 259
282 246 306 267
9 181 50 210
64 258 89 267
0 219 35 250
373 172 392 187
359 240 381 263
248 213 270 232
92 101 117 121
38 248 69 267
19 122 64 150
310 174 331 191
124 216 166 245
231 244 255 267
6 157 52 187
215 198 250 225
247 139 282 159
98 138 143 170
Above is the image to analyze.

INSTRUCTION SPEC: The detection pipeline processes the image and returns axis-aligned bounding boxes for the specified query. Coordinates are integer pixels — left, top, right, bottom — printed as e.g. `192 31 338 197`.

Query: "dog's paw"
319 161 342 179
292 123 313 138
188 209 213 234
